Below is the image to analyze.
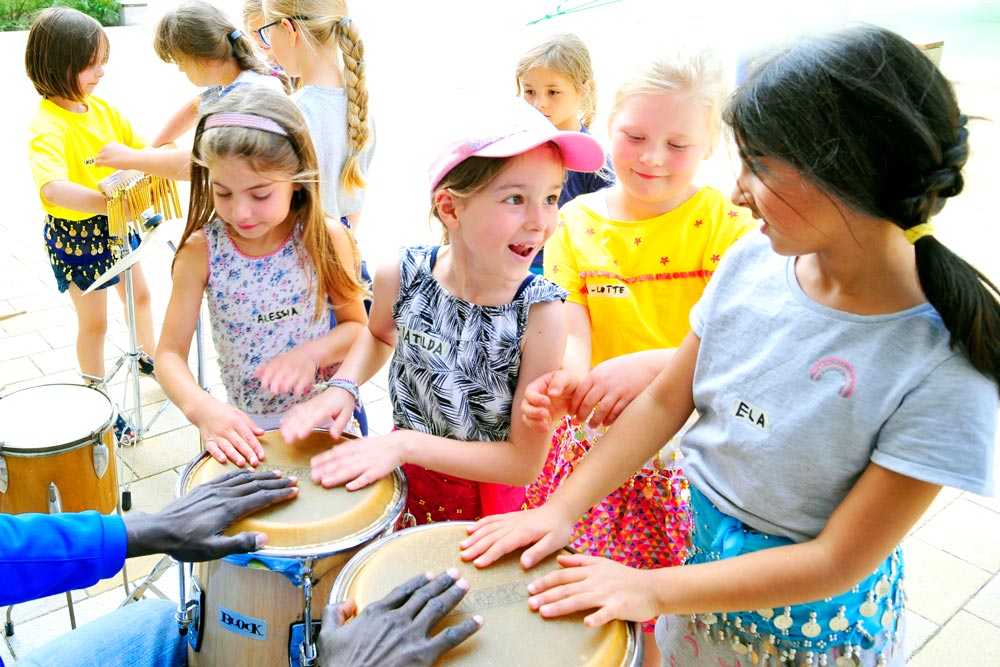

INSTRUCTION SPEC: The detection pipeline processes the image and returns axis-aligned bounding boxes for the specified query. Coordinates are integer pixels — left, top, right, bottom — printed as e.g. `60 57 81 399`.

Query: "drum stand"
3 484 81 658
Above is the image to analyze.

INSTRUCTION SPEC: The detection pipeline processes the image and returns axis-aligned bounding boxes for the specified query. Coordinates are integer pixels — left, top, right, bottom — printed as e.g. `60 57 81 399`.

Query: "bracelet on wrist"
316 377 361 406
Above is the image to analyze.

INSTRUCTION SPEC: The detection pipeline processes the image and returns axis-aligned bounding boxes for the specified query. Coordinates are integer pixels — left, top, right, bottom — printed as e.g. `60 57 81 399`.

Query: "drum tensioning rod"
48 482 78 630
300 558 319 667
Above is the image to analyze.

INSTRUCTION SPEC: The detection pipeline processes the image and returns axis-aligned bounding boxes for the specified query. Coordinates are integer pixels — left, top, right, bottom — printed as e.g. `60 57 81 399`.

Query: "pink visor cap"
428 97 605 195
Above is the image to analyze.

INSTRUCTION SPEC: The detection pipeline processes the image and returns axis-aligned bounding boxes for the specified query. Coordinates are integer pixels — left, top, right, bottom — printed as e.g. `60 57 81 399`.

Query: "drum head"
332 523 640 666
0 384 115 454
180 430 404 557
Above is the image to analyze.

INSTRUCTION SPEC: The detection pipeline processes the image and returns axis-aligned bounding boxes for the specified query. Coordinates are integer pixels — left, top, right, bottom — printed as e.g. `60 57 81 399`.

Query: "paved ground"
1 1 998 664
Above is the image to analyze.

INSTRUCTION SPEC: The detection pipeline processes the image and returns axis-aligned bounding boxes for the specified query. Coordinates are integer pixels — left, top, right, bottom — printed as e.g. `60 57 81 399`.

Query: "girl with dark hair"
461 24 998 667
25 7 157 394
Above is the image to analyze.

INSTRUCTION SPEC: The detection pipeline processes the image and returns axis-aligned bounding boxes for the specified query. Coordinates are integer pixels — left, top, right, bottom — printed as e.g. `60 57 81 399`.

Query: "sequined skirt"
44 215 139 293
525 416 693 633
654 486 906 666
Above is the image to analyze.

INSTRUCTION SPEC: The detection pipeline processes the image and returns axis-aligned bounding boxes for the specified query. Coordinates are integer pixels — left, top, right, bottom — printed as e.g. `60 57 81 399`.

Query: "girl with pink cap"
282 97 604 524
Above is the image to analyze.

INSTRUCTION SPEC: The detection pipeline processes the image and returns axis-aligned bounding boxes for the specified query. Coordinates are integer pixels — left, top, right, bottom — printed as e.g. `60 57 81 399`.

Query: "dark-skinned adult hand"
124 469 298 561
320 569 483 667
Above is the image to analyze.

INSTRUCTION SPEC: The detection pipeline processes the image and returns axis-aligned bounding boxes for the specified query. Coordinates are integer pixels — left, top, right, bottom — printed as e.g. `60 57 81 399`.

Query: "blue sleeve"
0 512 127 606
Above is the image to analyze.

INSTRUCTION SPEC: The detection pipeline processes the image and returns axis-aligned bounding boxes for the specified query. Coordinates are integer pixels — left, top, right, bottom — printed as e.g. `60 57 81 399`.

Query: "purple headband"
202 112 288 137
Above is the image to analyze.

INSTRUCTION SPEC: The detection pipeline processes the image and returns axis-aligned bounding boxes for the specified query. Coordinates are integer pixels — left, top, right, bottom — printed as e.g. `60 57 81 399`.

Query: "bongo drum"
331 522 643 666
177 429 407 667
0 384 118 514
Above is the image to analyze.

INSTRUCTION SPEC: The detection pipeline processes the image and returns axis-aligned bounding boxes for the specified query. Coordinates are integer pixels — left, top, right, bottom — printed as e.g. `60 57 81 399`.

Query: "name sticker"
732 399 771 432
587 283 629 298
218 606 267 641
398 326 452 356
254 306 301 325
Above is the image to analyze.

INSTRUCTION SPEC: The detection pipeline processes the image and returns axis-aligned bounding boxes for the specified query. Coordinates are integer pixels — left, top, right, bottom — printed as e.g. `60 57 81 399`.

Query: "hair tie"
904 222 935 244
229 29 243 41
203 112 288 137
337 17 351 29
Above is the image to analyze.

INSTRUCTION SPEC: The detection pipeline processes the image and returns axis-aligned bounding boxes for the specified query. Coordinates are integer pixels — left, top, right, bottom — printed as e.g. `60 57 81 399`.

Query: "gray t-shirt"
292 85 375 220
682 234 997 542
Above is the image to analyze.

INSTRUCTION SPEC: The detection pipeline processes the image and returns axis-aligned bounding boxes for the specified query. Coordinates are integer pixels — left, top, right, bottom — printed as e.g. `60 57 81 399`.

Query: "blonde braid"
336 19 370 194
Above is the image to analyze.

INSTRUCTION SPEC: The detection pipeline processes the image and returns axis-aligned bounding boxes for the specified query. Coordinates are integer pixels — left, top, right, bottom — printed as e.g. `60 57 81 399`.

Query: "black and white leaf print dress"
389 246 567 443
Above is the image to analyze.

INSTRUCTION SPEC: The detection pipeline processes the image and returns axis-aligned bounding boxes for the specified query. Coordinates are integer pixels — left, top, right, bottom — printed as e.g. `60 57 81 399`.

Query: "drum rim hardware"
0 383 116 455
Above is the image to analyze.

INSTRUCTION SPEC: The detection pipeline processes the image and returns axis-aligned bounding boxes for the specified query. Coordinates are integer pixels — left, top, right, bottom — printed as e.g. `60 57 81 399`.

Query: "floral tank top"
389 245 567 441
204 219 335 418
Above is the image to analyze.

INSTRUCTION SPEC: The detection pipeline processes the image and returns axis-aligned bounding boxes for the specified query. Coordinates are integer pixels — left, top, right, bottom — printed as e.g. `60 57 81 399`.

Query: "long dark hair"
725 24 1000 388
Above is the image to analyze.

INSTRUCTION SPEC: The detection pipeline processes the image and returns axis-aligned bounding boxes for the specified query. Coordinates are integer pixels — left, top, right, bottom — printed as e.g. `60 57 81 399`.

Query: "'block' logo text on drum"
219 606 267 641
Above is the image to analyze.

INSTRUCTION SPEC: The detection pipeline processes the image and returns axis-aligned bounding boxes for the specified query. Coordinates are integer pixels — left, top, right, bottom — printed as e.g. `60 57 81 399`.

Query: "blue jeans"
17 600 185 667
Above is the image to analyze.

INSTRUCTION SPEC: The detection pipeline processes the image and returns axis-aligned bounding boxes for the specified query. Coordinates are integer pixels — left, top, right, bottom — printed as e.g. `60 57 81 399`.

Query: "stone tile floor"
2 2 999 664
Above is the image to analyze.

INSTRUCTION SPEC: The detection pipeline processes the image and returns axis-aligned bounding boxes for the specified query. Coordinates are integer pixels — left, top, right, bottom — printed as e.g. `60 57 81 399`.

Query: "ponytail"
335 18 371 194
725 24 1000 389
902 117 1000 387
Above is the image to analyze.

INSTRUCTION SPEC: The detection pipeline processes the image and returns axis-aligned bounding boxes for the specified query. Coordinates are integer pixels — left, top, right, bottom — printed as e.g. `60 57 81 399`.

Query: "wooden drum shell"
178 429 407 667
0 384 118 515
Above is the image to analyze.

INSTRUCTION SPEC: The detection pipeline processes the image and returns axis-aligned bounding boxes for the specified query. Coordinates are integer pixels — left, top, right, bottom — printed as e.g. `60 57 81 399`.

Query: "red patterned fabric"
526 416 692 632
403 463 526 524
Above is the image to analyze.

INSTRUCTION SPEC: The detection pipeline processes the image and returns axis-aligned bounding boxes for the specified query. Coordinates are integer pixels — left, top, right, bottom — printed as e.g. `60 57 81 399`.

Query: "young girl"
280 97 605 523
260 0 374 230
461 25 999 667
516 32 615 273
25 8 157 384
156 85 368 468
523 49 753 658
95 0 289 181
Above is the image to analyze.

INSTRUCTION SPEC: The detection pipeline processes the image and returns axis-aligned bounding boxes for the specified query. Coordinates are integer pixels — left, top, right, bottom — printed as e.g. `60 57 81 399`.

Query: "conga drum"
0 383 118 514
331 522 643 666
178 429 407 667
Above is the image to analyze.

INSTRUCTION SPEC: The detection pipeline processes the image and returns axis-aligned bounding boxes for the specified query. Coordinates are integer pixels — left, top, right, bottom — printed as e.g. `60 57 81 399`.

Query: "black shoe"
137 352 155 377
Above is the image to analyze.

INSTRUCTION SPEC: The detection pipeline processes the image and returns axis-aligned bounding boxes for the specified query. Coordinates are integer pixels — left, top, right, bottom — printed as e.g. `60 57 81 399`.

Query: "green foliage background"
0 0 120 31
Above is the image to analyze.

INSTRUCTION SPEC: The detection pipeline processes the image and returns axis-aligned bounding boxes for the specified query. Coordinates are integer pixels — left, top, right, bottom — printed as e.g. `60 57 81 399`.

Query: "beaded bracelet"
316 377 361 406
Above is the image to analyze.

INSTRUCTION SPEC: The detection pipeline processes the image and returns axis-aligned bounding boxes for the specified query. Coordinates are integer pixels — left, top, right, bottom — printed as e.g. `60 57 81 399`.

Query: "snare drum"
0 383 118 514
178 429 407 667
331 522 643 666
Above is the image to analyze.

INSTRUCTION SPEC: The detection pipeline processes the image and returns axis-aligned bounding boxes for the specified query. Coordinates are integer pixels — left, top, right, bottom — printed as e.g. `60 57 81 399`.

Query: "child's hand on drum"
459 502 577 570
319 570 482 667
526 553 659 627
310 431 403 491
254 346 318 397
281 385 356 443
521 369 579 432
193 400 266 467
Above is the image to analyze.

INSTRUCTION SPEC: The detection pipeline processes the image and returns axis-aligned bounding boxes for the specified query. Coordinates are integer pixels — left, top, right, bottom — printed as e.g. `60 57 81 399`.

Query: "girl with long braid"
461 25 999 667
259 0 374 230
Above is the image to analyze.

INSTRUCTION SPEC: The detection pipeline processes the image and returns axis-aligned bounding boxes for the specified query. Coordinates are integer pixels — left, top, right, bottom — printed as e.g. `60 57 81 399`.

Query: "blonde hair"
515 33 596 129
609 47 727 144
154 0 291 93
264 0 371 194
180 86 367 314
242 0 263 27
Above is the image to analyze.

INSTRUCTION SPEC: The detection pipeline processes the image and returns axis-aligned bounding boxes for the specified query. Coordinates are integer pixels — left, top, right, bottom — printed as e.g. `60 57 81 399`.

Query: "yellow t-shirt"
28 95 145 220
544 186 755 365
